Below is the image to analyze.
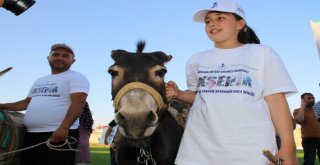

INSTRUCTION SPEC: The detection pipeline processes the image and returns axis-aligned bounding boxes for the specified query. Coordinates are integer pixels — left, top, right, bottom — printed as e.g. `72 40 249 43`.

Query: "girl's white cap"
193 1 246 22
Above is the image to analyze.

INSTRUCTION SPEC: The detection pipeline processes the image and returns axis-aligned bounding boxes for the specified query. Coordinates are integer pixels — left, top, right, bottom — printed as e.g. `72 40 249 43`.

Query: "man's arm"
50 92 87 143
0 97 31 111
293 99 308 124
104 126 113 145
293 108 305 124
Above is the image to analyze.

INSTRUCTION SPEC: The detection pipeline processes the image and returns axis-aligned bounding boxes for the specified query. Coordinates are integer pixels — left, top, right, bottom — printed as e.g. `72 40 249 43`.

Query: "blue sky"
1 0 320 127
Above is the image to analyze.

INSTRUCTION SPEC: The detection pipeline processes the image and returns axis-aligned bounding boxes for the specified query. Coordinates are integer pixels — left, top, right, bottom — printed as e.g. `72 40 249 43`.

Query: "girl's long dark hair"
234 14 260 44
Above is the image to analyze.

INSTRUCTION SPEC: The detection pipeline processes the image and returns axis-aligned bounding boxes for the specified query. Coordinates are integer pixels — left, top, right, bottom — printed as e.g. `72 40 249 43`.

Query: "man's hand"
50 127 69 143
300 99 307 110
104 136 109 145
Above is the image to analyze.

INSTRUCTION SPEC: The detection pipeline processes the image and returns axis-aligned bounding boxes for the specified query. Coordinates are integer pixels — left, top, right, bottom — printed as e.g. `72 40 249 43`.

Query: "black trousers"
302 137 320 165
110 147 117 165
21 129 79 165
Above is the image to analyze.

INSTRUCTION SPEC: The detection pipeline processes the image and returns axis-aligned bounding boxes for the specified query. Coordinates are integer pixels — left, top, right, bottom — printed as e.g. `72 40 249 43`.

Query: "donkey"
108 41 189 165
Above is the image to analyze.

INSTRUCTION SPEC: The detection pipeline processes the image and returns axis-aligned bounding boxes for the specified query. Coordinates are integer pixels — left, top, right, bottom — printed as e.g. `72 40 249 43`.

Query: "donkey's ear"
111 50 128 61
153 51 172 63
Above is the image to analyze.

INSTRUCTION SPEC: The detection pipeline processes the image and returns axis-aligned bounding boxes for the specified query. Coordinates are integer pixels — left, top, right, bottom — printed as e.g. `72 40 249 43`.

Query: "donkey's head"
108 41 172 142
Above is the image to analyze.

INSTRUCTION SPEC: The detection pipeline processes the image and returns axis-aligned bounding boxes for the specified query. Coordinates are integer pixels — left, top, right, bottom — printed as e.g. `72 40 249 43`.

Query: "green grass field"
90 146 319 165
90 146 110 165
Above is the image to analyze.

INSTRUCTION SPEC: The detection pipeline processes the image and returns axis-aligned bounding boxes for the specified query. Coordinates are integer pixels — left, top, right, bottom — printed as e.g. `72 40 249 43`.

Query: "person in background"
0 43 90 165
104 119 118 165
314 99 320 122
75 102 94 165
293 93 320 165
165 1 298 164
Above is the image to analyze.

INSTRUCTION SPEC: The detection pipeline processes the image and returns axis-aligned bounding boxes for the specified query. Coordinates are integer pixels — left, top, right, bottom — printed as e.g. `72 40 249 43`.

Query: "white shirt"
175 44 297 165
24 70 89 132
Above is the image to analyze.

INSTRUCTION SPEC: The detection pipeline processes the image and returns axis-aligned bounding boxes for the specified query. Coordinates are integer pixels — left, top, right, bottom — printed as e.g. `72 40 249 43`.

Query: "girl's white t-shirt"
24 70 90 132
175 44 297 165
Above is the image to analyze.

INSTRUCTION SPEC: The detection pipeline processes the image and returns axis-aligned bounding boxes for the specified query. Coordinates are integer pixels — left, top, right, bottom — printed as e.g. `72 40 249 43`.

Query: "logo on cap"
237 8 245 15
211 2 218 8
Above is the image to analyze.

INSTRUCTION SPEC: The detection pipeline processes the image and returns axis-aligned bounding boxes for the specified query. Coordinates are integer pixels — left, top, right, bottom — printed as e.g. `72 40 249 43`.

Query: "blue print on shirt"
197 64 255 96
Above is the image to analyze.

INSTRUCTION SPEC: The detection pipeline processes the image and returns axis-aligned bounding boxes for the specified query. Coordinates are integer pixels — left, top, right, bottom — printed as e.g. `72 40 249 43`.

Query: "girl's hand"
165 81 179 100
273 147 298 165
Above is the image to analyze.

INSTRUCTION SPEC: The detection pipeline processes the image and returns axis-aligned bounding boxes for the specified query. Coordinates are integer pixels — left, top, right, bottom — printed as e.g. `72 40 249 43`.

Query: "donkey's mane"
136 40 145 54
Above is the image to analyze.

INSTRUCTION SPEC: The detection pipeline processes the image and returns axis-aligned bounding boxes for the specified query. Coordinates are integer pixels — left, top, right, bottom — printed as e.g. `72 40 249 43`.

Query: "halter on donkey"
108 41 189 165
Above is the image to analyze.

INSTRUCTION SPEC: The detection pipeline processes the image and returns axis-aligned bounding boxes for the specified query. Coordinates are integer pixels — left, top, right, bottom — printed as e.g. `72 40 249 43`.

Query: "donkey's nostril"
146 111 157 123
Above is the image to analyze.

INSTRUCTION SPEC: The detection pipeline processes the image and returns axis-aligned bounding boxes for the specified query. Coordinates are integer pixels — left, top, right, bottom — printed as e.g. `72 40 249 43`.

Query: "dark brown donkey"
108 41 189 165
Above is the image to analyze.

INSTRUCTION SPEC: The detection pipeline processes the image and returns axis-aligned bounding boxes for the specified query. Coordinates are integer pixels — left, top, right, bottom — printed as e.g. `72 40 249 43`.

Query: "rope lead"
0 136 80 158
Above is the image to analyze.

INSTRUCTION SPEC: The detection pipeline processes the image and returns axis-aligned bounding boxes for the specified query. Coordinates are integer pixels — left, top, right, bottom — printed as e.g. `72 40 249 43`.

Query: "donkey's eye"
108 69 118 78
155 68 167 78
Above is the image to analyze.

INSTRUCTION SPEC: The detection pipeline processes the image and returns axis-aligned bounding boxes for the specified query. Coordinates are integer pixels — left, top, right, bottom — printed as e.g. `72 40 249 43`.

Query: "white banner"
310 20 320 59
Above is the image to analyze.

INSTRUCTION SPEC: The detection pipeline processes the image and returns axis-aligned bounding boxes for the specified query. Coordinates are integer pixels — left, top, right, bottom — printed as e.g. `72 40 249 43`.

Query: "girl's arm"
165 81 196 105
264 92 298 165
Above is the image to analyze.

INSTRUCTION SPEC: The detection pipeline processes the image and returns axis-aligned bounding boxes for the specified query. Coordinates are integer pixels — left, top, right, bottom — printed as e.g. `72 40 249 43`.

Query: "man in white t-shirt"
0 43 90 165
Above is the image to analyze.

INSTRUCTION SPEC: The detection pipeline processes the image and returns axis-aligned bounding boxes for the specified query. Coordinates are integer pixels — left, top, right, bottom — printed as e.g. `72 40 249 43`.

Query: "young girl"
166 1 298 164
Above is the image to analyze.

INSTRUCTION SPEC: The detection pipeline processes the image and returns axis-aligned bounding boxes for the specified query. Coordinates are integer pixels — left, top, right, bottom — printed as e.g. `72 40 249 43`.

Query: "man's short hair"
301 93 314 99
